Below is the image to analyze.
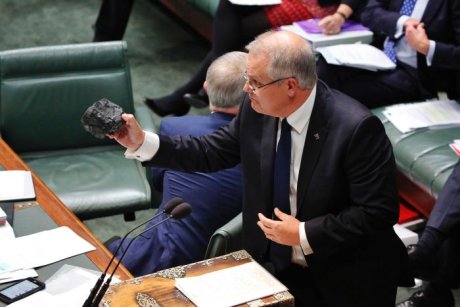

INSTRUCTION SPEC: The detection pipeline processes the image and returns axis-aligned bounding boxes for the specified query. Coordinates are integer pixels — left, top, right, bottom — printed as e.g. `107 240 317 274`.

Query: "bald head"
246 30 317 89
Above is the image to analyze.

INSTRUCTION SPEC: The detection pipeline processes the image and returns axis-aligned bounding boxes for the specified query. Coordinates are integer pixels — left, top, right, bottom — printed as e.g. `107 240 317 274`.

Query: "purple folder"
294 18 369 34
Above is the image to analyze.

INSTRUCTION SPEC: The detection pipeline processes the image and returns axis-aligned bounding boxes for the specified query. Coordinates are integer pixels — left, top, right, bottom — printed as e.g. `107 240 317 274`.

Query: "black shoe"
407 244 438 280
143 97 190 117
103 235 121 249
396 289 454 307
183 93 209 108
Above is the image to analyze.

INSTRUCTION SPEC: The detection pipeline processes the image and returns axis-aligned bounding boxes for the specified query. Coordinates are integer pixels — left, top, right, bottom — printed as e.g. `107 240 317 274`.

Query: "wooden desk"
103 250 294 307
0 138 132 280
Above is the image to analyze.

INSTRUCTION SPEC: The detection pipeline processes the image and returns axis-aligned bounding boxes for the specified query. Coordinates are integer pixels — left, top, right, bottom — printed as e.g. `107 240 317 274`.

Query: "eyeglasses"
243 71 291 93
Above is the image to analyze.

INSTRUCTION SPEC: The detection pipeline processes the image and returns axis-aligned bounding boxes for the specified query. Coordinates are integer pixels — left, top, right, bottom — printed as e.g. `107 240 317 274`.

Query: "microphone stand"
82 197 183 307
89 215 176 307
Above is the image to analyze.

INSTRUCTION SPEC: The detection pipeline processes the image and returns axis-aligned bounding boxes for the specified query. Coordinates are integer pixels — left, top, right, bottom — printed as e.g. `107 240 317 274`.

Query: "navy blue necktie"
270 118 292 271
384 0 418 63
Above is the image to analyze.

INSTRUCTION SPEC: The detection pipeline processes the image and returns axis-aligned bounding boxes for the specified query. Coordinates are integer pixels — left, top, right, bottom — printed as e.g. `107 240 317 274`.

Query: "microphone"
88 202 192 307
82 197 184 307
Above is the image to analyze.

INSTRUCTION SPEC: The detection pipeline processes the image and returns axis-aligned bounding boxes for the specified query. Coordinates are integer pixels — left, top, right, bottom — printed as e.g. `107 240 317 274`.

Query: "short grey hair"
245 30 317 89
206 51 247 109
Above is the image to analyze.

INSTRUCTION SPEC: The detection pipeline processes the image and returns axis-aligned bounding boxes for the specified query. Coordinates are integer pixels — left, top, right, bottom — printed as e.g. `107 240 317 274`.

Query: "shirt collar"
285 84 316 134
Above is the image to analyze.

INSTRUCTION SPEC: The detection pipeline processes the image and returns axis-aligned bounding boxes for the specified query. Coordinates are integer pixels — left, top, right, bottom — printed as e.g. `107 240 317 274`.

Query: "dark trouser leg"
94 0 135 41
147 0 271 116
316 56 436 108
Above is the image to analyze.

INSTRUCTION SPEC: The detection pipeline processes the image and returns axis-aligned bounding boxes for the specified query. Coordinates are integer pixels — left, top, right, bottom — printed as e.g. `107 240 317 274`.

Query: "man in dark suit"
317 0 460 108
107 51 246 276
111 30 412 306
397 161 460 307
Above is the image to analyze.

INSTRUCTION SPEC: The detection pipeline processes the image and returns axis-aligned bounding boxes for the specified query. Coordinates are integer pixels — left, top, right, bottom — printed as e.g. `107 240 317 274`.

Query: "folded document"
316 44 396 71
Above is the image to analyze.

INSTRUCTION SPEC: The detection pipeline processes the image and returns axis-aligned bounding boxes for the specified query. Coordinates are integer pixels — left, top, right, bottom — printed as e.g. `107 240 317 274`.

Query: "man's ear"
286 78 297 96
203 81 208 93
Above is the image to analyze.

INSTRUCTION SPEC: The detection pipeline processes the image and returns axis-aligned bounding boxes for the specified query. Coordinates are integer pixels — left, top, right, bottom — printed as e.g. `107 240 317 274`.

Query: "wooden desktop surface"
0 138 132 280
102 250 294 307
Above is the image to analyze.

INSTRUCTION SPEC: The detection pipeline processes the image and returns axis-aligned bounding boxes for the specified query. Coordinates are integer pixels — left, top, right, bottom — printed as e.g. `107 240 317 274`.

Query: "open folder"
316 44 396 71
0 170 36 201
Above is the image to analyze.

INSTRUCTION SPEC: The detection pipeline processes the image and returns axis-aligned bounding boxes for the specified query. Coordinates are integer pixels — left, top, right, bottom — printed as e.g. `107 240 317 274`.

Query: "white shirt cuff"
395 16 410 39
299 222 313 255
124 131 159 161
426 40 435 66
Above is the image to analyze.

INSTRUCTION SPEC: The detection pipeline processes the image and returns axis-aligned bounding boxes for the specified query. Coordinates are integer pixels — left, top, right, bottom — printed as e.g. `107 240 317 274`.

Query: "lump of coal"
81 98 125 138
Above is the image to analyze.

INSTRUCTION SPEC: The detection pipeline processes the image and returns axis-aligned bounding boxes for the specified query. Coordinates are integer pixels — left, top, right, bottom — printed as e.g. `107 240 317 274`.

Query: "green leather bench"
0 41 155 220
373 106 460 217
158 0 218 41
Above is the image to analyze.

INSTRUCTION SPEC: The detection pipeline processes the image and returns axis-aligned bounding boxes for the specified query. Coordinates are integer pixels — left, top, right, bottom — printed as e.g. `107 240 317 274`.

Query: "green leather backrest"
188 0 219 17
373 106 460 197
204 212 243 259
0 41 135 153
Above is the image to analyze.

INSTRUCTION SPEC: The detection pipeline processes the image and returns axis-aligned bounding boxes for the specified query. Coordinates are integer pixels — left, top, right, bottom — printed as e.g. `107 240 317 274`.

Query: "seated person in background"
93 0 135 42
144 0 369 116
397 160 460 307
107 51 246 276
317 0 460 109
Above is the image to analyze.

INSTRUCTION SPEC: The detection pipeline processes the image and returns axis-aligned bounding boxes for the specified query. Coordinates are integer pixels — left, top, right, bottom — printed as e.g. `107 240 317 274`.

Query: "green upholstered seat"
373 106 460 202
0 41 155 220
205 212 243 259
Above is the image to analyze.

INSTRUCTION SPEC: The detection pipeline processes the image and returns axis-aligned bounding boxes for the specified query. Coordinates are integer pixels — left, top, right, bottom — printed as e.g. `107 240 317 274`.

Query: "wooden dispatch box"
102 250 294 306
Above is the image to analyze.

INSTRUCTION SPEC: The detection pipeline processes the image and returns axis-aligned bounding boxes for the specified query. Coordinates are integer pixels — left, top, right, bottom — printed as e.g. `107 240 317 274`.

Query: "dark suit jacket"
110 112 242 276
361 0 460 98
146 82 412 305
427 160 460 233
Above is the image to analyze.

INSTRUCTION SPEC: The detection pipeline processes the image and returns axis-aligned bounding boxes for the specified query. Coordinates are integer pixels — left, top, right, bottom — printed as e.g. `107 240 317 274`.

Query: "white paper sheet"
316 44 396 71
383 100 460 133
0 170 35 201
0 220 15 241
175 261 287 307
0 269 38 284
8 265 120 307
0 226 95 276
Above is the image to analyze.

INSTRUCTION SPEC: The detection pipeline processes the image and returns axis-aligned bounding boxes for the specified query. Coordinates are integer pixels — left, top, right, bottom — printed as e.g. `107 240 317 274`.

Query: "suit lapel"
421 1 442 25
297 84 330 214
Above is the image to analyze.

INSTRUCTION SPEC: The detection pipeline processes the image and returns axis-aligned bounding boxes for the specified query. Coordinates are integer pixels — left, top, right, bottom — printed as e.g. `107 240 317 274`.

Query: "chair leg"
124 211 136 221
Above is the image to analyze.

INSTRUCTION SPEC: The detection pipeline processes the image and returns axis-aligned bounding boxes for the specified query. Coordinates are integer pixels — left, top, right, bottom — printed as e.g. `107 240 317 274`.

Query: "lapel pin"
314 133 320 140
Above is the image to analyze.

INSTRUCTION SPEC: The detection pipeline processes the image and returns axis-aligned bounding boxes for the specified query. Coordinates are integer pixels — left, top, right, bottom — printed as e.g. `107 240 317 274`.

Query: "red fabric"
264 0 338 28
398 202 420 224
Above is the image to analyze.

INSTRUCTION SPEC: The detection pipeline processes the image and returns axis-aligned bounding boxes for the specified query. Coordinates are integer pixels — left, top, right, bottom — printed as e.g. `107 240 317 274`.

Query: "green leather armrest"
372 106 460 198
134 104 157 133
204 212 242 259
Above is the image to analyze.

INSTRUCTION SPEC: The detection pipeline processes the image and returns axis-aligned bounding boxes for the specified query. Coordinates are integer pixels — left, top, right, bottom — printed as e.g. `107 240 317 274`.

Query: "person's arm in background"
317 0 368 35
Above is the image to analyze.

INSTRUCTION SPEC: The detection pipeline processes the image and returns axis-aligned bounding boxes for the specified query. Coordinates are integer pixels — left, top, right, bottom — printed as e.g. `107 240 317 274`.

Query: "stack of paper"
316 43 396 71
383 100 460 133
280 18 373 49
0 170 35 201
176 261 287 307
0 227 95 284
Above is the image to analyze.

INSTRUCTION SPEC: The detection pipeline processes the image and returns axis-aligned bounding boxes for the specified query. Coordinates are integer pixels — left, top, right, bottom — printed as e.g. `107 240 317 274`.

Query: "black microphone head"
170 202 192 220
163 197 184 214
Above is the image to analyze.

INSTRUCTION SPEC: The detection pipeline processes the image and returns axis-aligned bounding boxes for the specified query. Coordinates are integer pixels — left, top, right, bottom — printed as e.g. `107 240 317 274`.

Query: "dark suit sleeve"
341 0 369 18
430 1 460 70
306 115 399 255
361 0 402 37
143 117 241 173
